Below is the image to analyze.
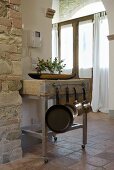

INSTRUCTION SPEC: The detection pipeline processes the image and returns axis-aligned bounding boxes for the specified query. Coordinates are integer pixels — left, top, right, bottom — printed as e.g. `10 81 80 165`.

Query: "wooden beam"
107 34 114 41
46 8 55 19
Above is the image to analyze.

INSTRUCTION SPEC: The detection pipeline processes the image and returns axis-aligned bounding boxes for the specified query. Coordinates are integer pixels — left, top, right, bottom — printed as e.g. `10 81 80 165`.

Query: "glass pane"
79 20 93 78
60 24 73 73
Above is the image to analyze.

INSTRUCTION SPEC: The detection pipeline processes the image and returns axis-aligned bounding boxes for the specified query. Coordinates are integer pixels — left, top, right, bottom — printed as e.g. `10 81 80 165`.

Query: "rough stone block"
6 75 22 80
0 75 7 81
0 124 21 141
6 131 21 140
8 80 22 91
0 91 22 107
11 18 22 29
0 44 17 53
7 53 21 61
8 44 18 53
10 28 22 36
10 147 22 161
0 59 12 75
9 0 21 5
2 82 8 91
2 153 9 163
9 4 20 12
0 25 8 33
2 0 9 1
17 46 22 54
0 1 7 17
1 139 21 153
8 9 21 19
0 106 21 127
0 80 2 92
12 61 22 76
0 44 10 52
8 36 22 46
0 117 19 127
0 51 6 59
0 17 11 27
0 34 9 44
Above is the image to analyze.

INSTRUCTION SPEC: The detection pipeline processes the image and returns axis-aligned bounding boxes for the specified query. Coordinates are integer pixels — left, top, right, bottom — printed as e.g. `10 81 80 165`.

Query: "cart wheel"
54 136 57 142
82 144 85 149
44 158 48 164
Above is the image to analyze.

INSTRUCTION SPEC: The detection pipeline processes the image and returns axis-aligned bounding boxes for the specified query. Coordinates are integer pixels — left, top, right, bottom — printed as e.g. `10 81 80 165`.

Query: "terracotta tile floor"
0 112 114 170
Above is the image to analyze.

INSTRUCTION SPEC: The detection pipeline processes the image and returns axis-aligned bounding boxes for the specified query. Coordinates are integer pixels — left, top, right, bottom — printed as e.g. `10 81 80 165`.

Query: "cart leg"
42 127 48 163
42 122 48 161
52 132 57 142
82 111 87 149
41 97 48 163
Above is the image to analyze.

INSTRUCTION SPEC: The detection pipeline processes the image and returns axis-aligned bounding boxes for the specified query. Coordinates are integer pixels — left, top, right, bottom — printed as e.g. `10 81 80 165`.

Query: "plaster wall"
21 0 53 137
21 0 52 79
102 0 114 114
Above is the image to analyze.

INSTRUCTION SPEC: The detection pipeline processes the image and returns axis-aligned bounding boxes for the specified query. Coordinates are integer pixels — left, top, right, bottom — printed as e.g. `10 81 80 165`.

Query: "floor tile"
87 156 111 167
104 162 114 170
0 112 114 170
49 157 77 168
95 152 114 161
94 167 106 170
69 161 97 170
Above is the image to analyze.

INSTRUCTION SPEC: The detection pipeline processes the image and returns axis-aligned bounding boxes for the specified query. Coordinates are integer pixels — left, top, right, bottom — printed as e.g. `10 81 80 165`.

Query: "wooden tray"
28 73 75 80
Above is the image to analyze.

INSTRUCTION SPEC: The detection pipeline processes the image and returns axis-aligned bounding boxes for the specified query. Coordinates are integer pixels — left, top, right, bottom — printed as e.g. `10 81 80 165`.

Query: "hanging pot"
45 87 73 133
65 87 78 118
73 87 83 116
82 87 92 113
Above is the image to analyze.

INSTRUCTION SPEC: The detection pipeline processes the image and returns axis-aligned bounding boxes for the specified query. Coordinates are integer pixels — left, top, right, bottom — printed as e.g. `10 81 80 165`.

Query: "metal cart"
21 79 90 163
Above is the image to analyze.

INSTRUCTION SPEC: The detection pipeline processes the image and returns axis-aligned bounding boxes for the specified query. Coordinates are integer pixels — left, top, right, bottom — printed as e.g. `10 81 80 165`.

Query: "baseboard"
109 110 114 118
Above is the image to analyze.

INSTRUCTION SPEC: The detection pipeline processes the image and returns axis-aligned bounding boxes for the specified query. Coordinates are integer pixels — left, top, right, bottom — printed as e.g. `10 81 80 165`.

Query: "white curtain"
91 13 109 113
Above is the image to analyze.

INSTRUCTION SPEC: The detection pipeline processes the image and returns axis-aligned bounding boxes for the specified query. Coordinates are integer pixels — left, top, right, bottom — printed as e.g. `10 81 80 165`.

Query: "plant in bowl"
53 57 66 74
35 58 47 74
35 57 66 74
45 58 55 74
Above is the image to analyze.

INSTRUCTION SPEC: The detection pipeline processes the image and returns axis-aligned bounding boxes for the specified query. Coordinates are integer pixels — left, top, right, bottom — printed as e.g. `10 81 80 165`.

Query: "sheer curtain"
91 13 109 113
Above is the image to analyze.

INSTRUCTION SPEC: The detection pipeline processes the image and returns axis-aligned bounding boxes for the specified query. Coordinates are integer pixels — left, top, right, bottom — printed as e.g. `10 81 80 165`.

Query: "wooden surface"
21 79 91 102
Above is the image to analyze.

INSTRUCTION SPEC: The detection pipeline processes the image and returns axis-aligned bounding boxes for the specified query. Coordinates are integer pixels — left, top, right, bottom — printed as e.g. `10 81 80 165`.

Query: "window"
57 15 94 77
52 12 108 78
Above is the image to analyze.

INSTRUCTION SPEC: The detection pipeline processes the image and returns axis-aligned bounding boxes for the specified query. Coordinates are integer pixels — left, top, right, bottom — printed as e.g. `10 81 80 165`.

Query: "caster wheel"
44 158 48 164
82 144 85 149
54 137 57 142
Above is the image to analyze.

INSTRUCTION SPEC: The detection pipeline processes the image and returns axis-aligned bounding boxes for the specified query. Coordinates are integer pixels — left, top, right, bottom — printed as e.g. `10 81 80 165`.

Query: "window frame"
57 14 94 78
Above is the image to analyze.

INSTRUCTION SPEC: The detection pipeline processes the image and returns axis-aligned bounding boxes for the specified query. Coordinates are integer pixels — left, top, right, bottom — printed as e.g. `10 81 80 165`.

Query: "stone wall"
0 0 22 163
